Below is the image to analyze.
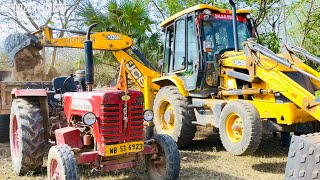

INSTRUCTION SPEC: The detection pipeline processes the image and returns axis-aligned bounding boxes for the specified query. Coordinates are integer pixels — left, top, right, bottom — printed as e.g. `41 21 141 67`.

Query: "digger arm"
243 41 320 122
7 26 160 109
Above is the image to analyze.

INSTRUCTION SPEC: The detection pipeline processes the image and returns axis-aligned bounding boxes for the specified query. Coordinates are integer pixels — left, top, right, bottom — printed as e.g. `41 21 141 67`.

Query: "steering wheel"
218 48 235 55
63 75 77 92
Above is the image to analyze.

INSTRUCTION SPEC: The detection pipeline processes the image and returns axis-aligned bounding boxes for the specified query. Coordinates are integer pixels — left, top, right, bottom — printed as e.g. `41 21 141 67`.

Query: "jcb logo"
126 60 144 88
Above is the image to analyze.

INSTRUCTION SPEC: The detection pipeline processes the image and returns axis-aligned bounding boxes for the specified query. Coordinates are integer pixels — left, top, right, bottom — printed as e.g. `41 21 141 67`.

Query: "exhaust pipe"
84 23 98 91
229 0 239 52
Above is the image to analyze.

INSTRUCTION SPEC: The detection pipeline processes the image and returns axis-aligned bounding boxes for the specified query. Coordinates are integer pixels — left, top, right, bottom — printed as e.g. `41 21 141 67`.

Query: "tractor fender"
12 88 47 97
152 76 189 97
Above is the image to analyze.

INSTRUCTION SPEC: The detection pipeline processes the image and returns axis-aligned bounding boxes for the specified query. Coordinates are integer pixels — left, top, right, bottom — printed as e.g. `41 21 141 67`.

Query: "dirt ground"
0 127 287 180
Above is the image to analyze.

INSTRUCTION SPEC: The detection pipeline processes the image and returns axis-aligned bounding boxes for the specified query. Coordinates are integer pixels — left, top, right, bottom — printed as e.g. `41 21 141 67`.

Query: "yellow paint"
143 76 155 110
104 141 144 156
160 4 250 27
112 50 160 93
226 113 243 142
158 102 175 134
250 100 315 125
152 76 189 97
41 27 133 50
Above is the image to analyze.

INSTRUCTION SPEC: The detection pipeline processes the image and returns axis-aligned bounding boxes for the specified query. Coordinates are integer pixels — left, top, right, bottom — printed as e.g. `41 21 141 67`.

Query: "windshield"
202 14 251 55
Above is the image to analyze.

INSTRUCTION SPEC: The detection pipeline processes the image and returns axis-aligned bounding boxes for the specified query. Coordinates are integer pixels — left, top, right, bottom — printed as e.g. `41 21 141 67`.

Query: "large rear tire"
47 144 78 180
0 115 10 143
285 133 320 179
219 100 262 155
145 134 180 180
10 98 45 175
153 86 196 148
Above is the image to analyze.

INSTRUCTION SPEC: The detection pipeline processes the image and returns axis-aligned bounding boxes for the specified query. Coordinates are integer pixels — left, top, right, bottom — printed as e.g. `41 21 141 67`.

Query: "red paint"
11 115 19 157
76 151 99 164
12 88 47 97
200 13 247 23
63 87 144 156
213 13 247 22
101 161 135 172
55 127 83 149
49 159 60 179
142 144 157 155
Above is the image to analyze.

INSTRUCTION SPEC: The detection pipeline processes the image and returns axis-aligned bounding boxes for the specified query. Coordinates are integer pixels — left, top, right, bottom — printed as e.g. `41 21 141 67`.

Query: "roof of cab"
160 4 250 28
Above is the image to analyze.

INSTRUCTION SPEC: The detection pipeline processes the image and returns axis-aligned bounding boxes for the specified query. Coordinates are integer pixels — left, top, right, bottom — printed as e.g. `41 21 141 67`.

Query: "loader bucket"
285 133 320 179
4 33 42 66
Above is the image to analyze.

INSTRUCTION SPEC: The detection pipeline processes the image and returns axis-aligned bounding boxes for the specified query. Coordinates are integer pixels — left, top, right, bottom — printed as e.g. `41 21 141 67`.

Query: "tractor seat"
52 76 77 94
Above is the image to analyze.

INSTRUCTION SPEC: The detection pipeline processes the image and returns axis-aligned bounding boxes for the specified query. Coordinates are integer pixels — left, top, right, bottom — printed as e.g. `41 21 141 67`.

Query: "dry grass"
0 127 288 180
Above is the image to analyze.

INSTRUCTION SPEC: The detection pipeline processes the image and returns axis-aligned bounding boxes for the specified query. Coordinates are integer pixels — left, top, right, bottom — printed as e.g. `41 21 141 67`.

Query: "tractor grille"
99 103 144 144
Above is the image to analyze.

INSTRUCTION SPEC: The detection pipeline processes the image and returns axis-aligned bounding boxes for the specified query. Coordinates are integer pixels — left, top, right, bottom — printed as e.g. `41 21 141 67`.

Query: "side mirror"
203 40 212 52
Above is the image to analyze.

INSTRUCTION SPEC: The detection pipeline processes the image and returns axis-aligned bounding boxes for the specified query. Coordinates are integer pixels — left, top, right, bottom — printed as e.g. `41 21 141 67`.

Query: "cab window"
173 18 186 71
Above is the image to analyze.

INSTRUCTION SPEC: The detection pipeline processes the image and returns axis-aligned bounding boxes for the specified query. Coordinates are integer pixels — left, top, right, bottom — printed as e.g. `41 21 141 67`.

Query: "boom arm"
5 26 160 109
243 41 320 122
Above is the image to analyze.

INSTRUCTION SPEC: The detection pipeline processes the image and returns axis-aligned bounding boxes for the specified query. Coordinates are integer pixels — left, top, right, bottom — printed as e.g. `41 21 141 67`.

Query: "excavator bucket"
4 33 48 81
285 133 320 179
4 33 42 66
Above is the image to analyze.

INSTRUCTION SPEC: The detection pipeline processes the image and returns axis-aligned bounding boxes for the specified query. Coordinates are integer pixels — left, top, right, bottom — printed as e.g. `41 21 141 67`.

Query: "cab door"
162 14 200 92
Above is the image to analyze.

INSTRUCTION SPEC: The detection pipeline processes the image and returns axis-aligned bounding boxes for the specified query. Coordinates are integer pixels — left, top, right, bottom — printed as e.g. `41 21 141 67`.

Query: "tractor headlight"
143 110 154 121
82 112 97 125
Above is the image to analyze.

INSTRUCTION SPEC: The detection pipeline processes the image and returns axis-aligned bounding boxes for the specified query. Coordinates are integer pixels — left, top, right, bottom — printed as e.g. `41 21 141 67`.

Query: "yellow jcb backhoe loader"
5 2 320 169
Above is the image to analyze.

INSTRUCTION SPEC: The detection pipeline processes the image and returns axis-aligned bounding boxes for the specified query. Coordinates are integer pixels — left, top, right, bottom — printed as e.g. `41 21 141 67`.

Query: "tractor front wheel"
153 86 196 148
219 100 262 155
145 134 180 180
47 144 78 180
10 98 45 175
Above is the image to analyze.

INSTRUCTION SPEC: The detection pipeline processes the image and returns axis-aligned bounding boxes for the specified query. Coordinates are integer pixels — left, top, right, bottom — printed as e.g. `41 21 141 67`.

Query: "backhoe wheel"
145 134 180 180
47 144 78 180
153 86 196 148
0 115 10 143
10 98 45 175
219 100 262 156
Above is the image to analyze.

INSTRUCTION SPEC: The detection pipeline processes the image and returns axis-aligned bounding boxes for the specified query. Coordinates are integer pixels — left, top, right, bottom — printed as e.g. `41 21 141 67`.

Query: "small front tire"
47 144 78 180
145 134 180 180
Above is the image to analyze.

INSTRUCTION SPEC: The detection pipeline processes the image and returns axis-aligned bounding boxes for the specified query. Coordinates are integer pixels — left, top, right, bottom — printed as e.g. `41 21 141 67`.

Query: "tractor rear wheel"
219 100 262 155
10 98 45 175
0 115 10 143
145 134 180 180
47 144 78 180
153 86 196 148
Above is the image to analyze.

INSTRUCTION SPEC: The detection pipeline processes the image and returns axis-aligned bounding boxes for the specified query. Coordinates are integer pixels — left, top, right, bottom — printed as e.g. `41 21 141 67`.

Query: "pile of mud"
11 46 57 81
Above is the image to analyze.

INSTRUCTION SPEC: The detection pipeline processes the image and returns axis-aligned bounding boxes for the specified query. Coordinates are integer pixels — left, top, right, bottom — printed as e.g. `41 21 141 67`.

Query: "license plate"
105 141 144 156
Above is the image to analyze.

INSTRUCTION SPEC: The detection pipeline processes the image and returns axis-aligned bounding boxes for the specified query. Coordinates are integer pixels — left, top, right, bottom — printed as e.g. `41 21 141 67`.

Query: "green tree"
77 0 161 85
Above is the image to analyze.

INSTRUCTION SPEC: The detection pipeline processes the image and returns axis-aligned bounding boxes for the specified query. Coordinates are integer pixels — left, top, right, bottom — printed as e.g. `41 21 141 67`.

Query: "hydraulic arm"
243 41 320 123
5 26 160 109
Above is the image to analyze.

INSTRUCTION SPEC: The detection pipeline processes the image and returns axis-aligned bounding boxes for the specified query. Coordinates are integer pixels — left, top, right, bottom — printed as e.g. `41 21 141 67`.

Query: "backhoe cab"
158 4 254 97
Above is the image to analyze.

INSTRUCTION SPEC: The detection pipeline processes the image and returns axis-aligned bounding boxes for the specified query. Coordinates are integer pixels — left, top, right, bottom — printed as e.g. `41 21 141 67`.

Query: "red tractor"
9 24 180 179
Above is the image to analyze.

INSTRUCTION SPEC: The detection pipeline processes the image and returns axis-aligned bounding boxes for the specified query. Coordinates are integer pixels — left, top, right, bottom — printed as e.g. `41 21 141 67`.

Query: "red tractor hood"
63 87 143 121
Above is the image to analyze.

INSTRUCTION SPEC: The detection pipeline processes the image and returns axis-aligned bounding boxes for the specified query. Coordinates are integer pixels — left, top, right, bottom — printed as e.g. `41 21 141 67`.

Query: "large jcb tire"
285 133 320 179
219 100 262 155
153 86 196 148
10 98 45 175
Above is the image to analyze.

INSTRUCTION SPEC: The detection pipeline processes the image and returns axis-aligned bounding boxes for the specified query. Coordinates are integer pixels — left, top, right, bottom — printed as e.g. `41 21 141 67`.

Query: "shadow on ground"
252 162 287 174
182 127 289 158
180 167 245 180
